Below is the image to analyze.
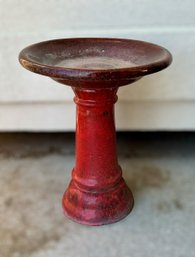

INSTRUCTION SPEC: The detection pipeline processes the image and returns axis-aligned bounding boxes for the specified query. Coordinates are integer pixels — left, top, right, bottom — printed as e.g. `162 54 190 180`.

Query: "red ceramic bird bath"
19 38 172 225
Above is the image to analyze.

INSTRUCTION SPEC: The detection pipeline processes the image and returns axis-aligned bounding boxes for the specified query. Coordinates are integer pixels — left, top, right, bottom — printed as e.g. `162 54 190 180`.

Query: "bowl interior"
23 38 171 71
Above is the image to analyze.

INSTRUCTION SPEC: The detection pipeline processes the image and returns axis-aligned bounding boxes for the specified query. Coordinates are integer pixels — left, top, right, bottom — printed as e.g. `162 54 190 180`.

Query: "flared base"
62 178 134 226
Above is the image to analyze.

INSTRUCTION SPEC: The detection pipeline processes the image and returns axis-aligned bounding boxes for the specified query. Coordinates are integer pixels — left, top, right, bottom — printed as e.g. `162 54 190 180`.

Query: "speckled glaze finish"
19 38 172 225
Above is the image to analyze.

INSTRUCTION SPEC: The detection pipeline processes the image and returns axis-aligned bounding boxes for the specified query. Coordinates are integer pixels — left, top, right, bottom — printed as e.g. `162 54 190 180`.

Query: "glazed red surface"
62 87 134 225
19 37 172 225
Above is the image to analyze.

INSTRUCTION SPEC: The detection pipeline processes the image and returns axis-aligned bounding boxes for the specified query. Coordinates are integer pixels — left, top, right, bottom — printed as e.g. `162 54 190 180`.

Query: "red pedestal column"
62 87 134 225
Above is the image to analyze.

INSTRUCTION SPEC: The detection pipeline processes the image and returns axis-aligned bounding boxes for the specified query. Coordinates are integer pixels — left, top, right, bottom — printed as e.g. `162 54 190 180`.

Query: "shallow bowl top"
19 38 172 82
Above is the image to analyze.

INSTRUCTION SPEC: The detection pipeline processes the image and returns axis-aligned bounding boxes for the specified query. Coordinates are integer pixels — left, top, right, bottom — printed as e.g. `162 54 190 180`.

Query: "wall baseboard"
0 100 195 131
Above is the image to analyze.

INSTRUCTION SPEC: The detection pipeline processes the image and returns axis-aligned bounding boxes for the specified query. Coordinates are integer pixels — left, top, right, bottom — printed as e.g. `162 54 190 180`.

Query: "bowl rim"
19 37 172 81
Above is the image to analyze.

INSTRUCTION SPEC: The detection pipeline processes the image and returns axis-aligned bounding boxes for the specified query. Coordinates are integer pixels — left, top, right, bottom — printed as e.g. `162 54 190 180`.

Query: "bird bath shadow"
123 165 170 196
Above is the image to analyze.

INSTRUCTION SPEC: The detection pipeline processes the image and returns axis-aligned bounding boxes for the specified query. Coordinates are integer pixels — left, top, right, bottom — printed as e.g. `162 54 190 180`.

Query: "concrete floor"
0 132 195 257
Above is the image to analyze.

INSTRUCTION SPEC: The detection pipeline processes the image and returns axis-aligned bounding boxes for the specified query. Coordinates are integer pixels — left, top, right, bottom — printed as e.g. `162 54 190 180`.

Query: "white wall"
0 0 195 131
